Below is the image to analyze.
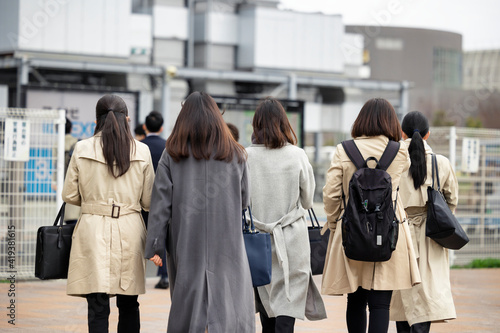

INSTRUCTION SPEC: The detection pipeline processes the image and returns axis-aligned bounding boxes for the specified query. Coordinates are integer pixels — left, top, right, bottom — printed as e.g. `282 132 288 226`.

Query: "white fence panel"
0 108 65 279
428 127 500 265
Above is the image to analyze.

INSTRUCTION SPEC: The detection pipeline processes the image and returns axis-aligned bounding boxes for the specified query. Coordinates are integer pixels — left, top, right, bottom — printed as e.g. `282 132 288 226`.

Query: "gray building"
346 25 463 122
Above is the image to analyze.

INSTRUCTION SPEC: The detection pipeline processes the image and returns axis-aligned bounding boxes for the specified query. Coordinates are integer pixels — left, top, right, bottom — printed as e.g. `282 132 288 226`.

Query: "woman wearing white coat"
390 111 458 332
246 97 326 332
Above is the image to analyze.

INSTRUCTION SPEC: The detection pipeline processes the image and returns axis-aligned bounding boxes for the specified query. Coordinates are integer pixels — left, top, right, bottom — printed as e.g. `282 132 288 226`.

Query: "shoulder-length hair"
351 98 402 142
252 97 297 149
166 91 246 163
94 94 135 178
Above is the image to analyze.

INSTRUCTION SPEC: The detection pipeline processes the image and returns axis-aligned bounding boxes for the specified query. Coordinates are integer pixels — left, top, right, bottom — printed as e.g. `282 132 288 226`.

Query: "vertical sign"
4 119 31 161
461 138 480 173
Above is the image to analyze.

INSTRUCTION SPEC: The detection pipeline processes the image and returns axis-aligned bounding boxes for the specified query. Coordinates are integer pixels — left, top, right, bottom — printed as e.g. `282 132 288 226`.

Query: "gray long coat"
246 143 327 321
144 151 255 333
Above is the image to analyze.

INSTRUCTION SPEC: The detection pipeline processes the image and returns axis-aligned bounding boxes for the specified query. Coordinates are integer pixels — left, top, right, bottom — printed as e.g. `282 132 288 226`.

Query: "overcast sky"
279 0 500 51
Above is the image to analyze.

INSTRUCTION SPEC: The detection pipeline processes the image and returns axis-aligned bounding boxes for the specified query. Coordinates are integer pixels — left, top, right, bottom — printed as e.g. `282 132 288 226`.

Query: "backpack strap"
341 140 365 170
377 140 400 171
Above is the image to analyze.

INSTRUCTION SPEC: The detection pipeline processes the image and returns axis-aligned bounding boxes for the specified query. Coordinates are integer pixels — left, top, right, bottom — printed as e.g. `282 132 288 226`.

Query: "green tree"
465 116 483 128
432 110 455 126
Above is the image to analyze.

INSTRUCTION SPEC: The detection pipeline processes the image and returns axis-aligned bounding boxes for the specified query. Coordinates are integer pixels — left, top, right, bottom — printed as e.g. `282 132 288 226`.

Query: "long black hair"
94 95 135 177
401 111 429 189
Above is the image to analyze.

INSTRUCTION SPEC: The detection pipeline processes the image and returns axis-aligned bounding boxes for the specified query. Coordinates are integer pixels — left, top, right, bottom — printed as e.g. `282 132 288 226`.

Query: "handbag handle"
431 154 441 191
242 206 257 233
53 202 66 227
308 208 320 228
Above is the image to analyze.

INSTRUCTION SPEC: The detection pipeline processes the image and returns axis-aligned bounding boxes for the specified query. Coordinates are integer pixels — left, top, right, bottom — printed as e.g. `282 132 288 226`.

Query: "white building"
0 0 406 150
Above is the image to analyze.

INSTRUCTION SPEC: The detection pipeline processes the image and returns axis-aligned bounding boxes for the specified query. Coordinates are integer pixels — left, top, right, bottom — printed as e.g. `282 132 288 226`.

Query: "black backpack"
341 140 400 262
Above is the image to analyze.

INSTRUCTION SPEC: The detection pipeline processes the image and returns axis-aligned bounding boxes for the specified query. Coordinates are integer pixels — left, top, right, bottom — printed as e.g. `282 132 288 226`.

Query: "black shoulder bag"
426 154 469 250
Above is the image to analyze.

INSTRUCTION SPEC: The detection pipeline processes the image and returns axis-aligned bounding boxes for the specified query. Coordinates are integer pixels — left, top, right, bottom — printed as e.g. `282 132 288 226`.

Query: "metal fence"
0 108 65 280
428 127 500 265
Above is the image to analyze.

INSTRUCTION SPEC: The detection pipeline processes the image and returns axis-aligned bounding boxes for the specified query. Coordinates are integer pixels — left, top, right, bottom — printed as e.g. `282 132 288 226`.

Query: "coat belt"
253 206 307 301
81 200 141 218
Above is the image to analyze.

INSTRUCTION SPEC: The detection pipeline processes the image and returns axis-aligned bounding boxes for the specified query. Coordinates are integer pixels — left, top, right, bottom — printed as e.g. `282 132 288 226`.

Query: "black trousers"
255 288 296 333
346 287 393 333
396 321 431 333
86 293 140 333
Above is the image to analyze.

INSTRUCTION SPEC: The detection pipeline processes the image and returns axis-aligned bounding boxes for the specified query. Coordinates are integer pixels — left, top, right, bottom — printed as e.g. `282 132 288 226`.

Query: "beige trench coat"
390 140 457 325
322 136 421 295
62 135 154 297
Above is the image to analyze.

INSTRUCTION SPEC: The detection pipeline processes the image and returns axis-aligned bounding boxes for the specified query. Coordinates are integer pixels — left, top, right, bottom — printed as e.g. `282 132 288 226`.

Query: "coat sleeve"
439 155 459 213
299 150 315 210
323 145 343 234
144 153 173 259
140 151 155 212
61 143 81 206
241 161 250 210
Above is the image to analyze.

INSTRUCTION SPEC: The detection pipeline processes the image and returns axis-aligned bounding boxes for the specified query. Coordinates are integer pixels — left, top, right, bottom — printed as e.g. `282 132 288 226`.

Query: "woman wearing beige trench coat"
322 98 421 333
62 95 154 333
390 111 458 333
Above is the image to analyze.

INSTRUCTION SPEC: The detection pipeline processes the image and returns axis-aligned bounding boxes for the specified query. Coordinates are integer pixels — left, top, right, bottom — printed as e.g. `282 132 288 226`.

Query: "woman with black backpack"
322 98 421 333
390 111 458 332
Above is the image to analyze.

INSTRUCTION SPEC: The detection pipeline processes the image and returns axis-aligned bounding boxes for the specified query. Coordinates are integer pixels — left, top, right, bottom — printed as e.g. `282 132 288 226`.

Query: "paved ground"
1 268 499 332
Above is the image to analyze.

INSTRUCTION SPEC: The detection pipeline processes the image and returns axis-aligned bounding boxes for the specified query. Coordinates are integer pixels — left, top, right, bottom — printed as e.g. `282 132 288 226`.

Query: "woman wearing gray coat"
145 92 255 333
247 97 327 332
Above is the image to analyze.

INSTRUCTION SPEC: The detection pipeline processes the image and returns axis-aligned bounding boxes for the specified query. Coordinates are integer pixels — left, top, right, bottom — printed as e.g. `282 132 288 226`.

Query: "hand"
149 254 163 267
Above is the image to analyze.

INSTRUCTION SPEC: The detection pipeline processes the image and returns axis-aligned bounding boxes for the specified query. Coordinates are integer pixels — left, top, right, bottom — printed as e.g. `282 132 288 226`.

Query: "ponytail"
408 130 427 189
94 95 135 178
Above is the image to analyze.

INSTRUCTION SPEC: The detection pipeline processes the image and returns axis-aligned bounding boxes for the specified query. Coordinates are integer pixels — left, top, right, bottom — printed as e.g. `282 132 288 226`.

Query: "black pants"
396 321 431 333
86 293 140 333
255 288 296 333
346 287 393 333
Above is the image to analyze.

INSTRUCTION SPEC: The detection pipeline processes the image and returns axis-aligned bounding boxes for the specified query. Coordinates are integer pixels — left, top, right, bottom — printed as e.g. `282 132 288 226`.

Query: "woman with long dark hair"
145 91 255 332
62 95 154 332
322 98 421 333
247 97 327 332
390 111 458 332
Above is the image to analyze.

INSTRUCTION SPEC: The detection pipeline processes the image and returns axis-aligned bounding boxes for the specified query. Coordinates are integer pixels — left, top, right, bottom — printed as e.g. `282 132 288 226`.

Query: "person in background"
141 110 169 289
322 98 421 333
247 97 327 332
390 111 458 333
227 122 240 142
62 95 154 333
52 117 80 224
145 91 255 332
134 123 146 141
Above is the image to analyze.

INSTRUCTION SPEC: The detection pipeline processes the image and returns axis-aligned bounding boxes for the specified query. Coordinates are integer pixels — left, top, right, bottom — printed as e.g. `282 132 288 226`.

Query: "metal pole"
449 126 456 170
288 73 297 100
480 144 486 248
187 0 195 68
16 57 29 107
161 72 172 137
399 80 409 117
56 109 66 208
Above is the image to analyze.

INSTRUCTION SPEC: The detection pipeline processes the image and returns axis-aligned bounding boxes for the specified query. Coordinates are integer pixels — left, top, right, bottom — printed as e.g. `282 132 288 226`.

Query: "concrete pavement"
1 269 499 332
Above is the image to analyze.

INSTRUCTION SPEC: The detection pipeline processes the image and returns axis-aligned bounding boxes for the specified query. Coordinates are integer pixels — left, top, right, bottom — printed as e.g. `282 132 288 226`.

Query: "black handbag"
35 203 75 280
242 207 272 287
426 154 469 250
308 208 330 275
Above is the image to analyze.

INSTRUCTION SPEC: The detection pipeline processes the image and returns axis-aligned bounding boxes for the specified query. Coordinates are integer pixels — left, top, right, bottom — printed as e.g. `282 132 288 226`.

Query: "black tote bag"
35 203 75 280
242 207 272 287
426 154 469 250
308 208 330 275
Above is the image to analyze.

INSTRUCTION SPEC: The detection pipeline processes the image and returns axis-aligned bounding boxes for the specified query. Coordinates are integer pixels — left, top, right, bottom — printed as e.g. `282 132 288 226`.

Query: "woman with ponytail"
62 95 154 332
390 111 458 332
